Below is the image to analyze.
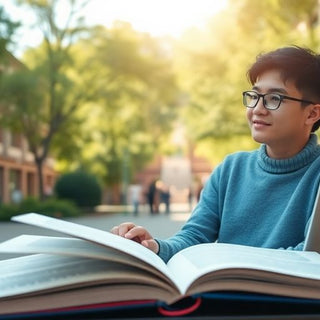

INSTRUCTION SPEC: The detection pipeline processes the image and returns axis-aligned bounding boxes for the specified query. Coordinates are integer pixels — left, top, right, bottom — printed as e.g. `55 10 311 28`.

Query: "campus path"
0 203 192 260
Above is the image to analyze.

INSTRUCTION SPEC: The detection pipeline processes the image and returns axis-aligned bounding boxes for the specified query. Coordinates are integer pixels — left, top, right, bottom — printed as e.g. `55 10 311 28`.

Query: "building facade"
0 50 57 204
0 129 56 203
134 150 213 205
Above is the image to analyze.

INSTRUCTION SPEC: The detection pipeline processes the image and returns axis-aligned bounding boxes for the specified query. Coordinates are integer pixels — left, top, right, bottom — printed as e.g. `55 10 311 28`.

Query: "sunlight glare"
4 0 228 57
84 0 228 37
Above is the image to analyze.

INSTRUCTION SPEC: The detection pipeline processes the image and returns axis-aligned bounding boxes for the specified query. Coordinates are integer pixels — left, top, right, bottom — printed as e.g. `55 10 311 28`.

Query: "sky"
3 0 228 57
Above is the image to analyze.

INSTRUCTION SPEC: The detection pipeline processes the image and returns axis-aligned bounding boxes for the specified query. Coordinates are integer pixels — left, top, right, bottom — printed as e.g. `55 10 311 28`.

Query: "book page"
0 235 171 282
11 213 172 279
304 182 320 252
0 284 173 315
167 243 320 294
0 253 177 299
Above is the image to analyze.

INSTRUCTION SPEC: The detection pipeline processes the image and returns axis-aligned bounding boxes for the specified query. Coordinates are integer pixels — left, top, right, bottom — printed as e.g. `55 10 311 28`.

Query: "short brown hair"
247 46 320 132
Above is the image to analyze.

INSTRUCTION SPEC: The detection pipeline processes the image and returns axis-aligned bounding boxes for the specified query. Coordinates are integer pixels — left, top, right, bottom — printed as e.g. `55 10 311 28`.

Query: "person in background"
146 180 157 214
111 46 320 262
159 182 171 214
128 183 142 216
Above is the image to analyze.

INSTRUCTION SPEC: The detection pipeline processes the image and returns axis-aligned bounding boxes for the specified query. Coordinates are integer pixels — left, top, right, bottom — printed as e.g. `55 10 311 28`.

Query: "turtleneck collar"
258 134 320 174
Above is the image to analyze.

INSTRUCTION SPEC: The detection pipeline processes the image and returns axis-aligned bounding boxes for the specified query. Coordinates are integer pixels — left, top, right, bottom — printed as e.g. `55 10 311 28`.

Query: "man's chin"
251 133 267 144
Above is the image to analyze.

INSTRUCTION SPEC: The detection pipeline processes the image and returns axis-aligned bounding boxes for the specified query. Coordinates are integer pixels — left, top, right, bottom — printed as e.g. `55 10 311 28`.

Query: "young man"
111 46 320 262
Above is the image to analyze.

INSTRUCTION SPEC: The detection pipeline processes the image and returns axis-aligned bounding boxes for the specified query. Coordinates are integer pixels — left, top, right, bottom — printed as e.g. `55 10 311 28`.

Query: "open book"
0 213 320 316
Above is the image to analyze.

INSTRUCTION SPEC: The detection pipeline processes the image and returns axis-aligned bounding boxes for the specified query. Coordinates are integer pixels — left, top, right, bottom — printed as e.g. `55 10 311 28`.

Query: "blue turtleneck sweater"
157 134 320 262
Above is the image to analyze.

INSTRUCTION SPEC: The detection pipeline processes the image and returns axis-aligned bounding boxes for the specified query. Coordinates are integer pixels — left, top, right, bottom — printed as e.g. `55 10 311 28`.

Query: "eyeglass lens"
243 92 281 110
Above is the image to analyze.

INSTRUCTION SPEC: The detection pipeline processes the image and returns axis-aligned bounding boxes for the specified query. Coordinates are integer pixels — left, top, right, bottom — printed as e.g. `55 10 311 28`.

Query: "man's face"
246 69 314 159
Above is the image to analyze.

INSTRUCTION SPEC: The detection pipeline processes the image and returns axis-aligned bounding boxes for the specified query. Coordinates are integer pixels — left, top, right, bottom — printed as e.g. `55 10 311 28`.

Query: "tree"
0 0 90 199
175 0 320 164
0 5 20 57
55 23 180 201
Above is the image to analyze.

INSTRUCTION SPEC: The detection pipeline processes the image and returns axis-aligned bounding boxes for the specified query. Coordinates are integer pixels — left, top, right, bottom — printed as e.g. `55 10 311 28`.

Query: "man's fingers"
111 222 136 237
124 226 149 240
110 226 119 235
118 223 137 237
141 239 159 254
110 223 157 253
110 223 147 240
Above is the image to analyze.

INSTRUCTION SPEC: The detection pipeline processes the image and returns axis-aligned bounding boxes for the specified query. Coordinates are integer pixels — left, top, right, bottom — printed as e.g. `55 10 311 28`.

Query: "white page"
11 213 173 280
304 182 320 252
0 235 170 281
0 253 169 298
0 234 144 262
167 243 320 294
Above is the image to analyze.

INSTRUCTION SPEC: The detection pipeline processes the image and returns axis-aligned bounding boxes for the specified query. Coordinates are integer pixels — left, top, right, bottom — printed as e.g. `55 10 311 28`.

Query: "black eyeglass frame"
242 90 315 110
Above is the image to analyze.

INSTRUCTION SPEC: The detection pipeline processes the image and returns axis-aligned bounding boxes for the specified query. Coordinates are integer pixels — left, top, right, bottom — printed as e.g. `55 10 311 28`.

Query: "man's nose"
253 97 268 114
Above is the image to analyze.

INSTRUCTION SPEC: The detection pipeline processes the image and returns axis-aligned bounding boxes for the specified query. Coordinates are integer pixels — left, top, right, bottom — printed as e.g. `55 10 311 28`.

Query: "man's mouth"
253 120 271 126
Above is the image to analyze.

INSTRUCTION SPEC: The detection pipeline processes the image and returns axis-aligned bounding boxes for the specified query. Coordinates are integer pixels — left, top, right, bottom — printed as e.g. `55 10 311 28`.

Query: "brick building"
0 50 57 203
0 130 56 203
134 149 213 205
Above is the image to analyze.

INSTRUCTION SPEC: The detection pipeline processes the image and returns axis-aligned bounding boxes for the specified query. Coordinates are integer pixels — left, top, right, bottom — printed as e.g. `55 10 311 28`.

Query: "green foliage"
56 23 180 185
54 171 102 208
37 198 79 217
0 69 46 134
0 197 79 221
3 0 320 184
0 6 20 55
175 0 320 163
0 0 92 200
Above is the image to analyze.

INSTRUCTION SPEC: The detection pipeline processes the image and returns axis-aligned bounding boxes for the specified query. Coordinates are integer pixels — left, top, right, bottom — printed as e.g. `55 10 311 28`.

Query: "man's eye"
269 94 281 102
248 93 258 100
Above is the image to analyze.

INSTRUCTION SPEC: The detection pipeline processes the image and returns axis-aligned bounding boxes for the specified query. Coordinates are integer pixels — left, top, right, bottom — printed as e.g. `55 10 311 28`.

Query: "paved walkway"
0 203 192 260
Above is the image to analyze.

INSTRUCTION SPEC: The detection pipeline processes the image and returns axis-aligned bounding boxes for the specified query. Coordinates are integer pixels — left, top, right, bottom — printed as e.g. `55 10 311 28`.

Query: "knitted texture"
157 134 320 262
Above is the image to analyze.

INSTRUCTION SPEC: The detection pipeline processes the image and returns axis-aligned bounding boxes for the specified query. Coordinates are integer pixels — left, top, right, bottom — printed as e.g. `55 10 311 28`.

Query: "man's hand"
111 222 159 254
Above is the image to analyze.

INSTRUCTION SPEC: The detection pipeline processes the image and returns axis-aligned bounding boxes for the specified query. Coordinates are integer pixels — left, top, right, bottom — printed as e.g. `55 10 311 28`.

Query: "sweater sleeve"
156 170 221 262
284 242 305 251
282 214 313 251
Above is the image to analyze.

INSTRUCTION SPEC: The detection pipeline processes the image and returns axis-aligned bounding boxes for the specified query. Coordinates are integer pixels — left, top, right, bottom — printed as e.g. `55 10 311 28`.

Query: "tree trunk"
34 156 45 201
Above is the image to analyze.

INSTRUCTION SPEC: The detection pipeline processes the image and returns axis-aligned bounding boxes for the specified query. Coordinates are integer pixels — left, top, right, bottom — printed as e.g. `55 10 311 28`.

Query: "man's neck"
266 136 311 159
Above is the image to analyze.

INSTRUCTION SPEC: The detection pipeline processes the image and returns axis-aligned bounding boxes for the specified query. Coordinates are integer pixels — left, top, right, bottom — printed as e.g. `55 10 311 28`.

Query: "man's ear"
306 104 320 126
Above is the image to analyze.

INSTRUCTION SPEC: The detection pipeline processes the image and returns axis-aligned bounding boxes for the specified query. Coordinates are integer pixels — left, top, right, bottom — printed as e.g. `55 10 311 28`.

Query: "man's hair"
247 46 320 132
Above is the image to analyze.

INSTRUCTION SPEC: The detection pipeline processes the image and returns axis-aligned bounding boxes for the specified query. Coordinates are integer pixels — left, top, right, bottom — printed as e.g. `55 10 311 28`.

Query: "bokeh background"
0 0 319 218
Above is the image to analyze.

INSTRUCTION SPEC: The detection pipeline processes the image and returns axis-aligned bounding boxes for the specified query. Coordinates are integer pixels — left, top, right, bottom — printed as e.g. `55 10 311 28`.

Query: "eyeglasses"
242 90 315 110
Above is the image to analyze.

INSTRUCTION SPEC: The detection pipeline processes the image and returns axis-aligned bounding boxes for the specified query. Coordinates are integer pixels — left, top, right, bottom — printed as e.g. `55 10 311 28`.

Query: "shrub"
36 198 79 218
54 170 102 209
0 203 17 221
0 197 79 221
